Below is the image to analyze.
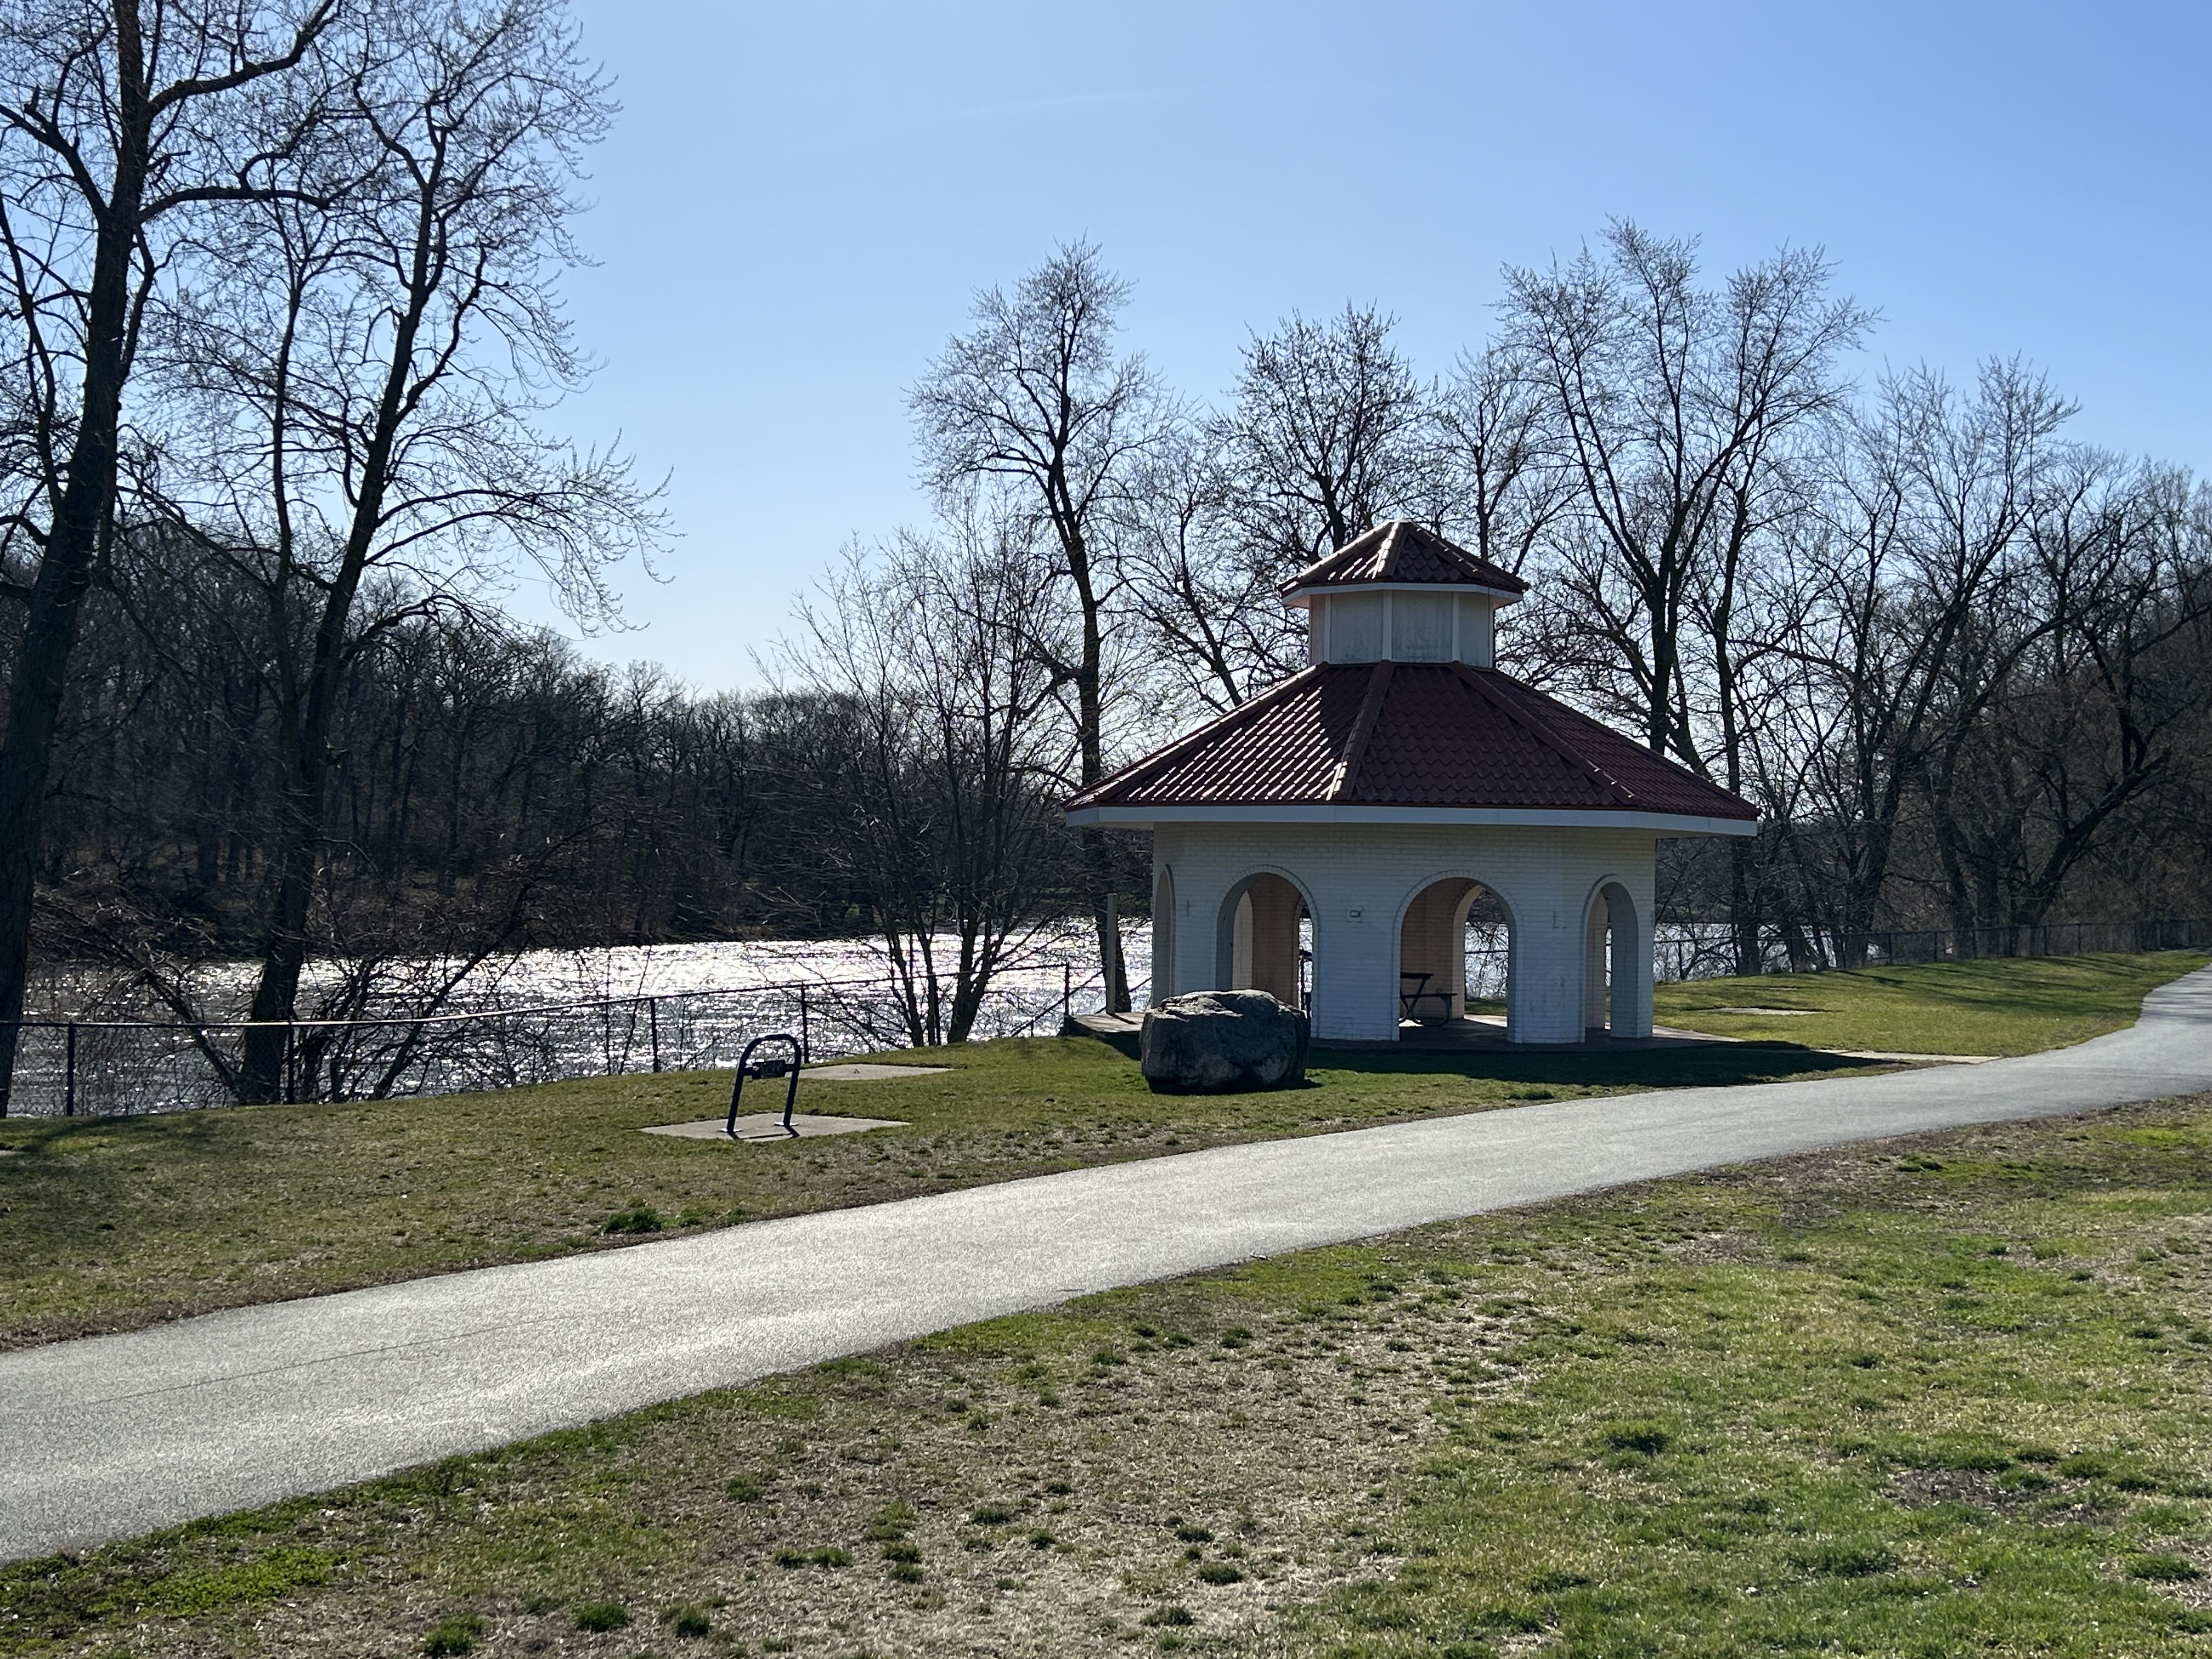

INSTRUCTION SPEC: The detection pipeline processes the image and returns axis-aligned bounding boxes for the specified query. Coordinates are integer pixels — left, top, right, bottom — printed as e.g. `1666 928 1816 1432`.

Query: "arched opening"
1583 881 1641 1036
1397 878 1513 1034
1150 866 1176 1006
1216 872 1310 1010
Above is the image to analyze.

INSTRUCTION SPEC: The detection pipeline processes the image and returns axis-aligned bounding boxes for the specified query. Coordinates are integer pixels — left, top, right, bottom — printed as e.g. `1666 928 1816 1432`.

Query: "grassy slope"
0 952 2197 1353
9 1093 2212 1656
1656 951 2207 1056
0 1040 1870 1350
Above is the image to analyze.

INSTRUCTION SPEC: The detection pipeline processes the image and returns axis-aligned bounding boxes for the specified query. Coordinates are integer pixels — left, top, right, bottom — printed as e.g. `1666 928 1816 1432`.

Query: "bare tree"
909 240 1164 1010
1429 342 1572 579
1115 428 1294 713
1502 222 1871 761
1927 448 2212 930
782 521 1075 1045
1763 362 2071 958
0 0 338 1111
151 0 659 1097
1213 302 1429 573
1118 306 1439 719
1502 224 1870 967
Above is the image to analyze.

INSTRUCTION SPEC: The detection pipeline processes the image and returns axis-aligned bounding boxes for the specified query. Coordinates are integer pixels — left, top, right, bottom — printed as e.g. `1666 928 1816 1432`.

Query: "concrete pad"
642 1113 905 1142
1333 1018 1731 1053
1092 1007 1738 1054
801 1063 950 1080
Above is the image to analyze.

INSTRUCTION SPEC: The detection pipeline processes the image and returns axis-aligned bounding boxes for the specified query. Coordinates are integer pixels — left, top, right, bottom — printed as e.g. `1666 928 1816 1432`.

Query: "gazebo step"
1318 1020 1729 1054
1069 1010 1146 1037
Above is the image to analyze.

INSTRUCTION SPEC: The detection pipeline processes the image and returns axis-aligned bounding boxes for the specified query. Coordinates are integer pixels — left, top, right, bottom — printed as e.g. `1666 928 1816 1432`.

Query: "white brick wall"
1150 821 1659 1043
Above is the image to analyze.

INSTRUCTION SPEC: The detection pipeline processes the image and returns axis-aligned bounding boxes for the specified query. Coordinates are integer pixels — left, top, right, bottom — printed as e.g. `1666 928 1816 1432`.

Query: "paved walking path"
8 968 2212 1562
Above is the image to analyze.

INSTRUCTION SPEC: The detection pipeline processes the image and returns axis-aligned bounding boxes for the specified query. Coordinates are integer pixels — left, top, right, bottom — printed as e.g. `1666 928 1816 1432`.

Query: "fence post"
284 1022 296 1105
648 998 662 1074
798 986 810 1064
65 1022 77 1118
1062 964 1071 1030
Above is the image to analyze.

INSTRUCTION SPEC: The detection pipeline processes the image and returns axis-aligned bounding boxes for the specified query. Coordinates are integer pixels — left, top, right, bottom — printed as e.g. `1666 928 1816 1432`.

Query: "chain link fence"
1458 917 2212 1007
1 966 1101 1120
1648 916 2212 982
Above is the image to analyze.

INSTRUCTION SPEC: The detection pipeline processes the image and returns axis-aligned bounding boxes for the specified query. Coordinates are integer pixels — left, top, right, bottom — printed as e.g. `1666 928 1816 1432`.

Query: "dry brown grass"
9 1264 1535 1656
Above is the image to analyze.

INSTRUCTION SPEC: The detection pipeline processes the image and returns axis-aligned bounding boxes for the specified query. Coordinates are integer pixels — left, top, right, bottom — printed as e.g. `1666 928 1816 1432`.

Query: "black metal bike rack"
727 1032 804 1138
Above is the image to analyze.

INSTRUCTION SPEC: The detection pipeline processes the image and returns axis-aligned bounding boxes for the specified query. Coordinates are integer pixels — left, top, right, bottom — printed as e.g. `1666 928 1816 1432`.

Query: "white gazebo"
1065 521 1757 1045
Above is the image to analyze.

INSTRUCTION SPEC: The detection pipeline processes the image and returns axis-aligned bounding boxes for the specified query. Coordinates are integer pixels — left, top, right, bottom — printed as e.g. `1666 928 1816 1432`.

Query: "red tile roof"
1281 520 1528 599
1067 663 1757 821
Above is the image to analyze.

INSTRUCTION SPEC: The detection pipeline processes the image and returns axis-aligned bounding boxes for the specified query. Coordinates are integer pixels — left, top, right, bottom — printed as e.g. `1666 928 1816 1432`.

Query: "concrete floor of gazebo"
1068 1011 1729 1055
1364 1016 1728 1054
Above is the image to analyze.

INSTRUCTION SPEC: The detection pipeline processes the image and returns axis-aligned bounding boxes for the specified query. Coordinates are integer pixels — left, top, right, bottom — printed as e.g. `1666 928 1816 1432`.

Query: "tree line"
0 7 2205 1104
893 231 2212 996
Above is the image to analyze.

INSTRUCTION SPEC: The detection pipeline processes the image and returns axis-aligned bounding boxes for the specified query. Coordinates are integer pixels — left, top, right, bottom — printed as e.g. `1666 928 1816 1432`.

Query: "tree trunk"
1729 837 1762 977
238 759 324 1099
0 15 151 1113
1054 493 1130 1015
236 205 437 1099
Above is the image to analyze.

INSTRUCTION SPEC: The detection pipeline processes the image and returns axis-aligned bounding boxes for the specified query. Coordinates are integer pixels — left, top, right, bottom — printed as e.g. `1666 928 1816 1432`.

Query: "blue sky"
532 0 2212 690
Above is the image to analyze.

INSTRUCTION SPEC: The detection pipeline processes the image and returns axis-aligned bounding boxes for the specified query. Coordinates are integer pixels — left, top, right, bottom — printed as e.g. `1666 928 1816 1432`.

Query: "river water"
26 926 1154 1023
17 915 1773 1033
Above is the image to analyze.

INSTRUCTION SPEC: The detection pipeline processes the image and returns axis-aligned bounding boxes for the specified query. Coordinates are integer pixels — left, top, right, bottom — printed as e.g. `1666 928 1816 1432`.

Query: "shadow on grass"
1075 1029 1876 1093
0 1115 171 1150
1315 1042 1881 1090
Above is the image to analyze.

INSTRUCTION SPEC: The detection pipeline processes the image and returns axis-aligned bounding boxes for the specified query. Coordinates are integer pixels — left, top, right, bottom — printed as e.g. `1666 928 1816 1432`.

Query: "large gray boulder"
1139 990 1310 1094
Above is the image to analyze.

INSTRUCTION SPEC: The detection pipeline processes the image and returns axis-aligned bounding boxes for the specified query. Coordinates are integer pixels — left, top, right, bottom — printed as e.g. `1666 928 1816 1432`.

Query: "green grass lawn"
0 952 2196 1355
0 1035 1870 1351
1655 951 2206 1055
12 1090 2212 1657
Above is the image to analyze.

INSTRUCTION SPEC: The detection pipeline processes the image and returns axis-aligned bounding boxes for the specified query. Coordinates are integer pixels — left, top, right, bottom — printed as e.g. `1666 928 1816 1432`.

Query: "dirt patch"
28 1274 1523 1658
1667 1230 1762 1265
1885 1468 2033 1511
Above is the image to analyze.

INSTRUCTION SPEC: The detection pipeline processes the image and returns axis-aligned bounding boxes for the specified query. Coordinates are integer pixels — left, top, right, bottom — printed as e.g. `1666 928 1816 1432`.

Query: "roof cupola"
1281 520 1527 669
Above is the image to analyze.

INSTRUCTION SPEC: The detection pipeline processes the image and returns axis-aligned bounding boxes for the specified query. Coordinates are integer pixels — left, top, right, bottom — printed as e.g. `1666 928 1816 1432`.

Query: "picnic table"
1399 971 1454 1021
